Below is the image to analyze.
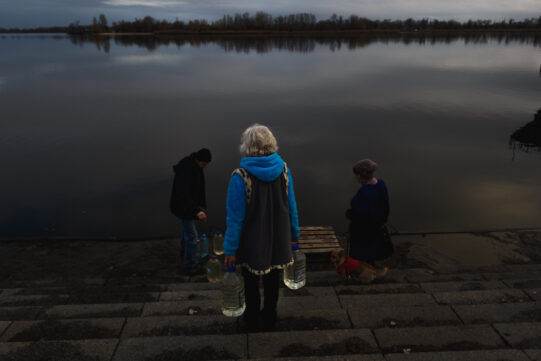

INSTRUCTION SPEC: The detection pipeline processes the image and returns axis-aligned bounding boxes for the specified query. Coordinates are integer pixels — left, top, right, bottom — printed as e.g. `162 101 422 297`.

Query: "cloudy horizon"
0 0 539 28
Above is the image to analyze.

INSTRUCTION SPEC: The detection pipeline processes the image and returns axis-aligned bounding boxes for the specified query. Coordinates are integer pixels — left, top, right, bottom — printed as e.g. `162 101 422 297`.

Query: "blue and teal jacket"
224 153 300 256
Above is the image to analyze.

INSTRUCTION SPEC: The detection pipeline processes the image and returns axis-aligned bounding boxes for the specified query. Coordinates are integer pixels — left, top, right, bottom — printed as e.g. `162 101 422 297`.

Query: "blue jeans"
180 219 198 268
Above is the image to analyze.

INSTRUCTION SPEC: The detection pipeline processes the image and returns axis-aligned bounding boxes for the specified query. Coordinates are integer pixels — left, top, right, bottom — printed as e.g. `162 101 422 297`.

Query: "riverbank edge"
3 29 541 36
2 226 540 243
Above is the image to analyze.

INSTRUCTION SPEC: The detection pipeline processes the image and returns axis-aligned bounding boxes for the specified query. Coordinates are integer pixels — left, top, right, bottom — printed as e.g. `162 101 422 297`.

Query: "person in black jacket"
346 159 390 264
170 148 212 274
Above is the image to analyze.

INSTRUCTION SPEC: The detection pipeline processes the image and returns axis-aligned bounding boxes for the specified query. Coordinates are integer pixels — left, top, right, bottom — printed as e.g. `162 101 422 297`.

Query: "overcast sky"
0 0 539 28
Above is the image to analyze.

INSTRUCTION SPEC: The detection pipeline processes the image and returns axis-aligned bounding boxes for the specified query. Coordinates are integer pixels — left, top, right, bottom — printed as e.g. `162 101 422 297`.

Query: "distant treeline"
2 13 541 34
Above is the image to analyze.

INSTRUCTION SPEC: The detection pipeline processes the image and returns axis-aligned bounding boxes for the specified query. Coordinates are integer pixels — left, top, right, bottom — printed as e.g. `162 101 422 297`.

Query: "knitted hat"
195 148 212 162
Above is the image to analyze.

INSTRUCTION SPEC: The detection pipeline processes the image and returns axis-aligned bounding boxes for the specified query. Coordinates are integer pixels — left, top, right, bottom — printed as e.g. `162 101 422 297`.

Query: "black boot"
242 309 260 332
260 307 277 332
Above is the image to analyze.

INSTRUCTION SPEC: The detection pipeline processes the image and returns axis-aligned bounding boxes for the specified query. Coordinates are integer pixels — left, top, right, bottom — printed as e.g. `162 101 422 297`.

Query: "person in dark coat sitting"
170 148 211 275
346 159 390 264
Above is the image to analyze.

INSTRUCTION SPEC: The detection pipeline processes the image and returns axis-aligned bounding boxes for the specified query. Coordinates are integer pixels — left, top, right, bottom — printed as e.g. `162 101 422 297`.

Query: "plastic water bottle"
284 243 306 290
195 239 202 260
206 255 223 283
199 234 209 259
213 231 224 255
221 265 245 317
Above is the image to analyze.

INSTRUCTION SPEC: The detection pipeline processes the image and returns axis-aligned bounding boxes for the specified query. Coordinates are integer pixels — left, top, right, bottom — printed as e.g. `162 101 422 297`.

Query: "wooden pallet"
298 226 341 254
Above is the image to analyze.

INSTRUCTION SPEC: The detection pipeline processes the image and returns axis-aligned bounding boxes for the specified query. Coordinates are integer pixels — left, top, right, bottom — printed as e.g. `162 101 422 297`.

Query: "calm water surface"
1 34 540 238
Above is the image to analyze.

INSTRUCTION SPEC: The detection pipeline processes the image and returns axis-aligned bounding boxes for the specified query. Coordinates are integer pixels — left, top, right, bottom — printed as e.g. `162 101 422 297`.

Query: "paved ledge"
250 356 384 361
453 302 541 324
348 305 460 329
384 349 532 361
0 339 118 361
39 303 144 320
340 293 437 308
494 322 541 348
247 329 378 358
112 334 247 361
1 230 541 359
419 280 508 293
1 318 125 342
432 289 529 305
374 325 505 353
525 349 541 360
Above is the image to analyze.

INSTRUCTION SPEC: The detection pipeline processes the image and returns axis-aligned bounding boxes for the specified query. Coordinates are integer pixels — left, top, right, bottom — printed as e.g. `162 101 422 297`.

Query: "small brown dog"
330 248 388 284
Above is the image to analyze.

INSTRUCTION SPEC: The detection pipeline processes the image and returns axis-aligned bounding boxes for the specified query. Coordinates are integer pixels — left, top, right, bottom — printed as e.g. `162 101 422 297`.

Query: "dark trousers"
242 268 280 331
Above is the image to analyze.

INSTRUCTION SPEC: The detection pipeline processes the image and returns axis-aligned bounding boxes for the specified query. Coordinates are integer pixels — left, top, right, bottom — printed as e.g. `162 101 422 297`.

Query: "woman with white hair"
346 159 390 264
223 124 300 332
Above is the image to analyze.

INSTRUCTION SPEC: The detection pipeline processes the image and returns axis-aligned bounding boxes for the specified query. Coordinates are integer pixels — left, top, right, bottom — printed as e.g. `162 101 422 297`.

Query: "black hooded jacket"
169 153 207 220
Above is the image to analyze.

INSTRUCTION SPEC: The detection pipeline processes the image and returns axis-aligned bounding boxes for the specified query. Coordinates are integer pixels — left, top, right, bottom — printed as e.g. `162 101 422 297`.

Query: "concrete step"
432 289 529 305
0 318 124 342
503 278 541 289
112 334 247 361
0 288 161 307
453 302 541 324
420 280 509 293
493 322 541 349
340 293 437 309
335 283 423 295
250 356 384 361
348 305 461 329
0 306 42 321
528 289 541 301
0 339 118 361
0 265 540 360
246 329 378 359
122 309 351 338
142 300 221 317
374 325 505 354
384 349 531 361
39 303 144 320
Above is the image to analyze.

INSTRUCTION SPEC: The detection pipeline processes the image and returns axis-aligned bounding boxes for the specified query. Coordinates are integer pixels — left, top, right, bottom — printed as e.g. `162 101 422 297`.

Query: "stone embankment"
1 262 541 360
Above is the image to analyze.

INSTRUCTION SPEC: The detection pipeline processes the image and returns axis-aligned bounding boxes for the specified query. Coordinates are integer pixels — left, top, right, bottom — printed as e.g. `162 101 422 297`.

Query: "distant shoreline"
2 29 541 36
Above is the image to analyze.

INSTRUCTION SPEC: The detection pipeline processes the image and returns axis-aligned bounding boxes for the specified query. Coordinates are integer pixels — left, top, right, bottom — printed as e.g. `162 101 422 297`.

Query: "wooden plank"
301 229 334 234
300 244 340 249
298 226 340 254
299 240 340 246
300 239 338 244
302 247 341 253
300 232 336 237
299 232 337 237
299 239 339 245
299 235 338 241
300 226 333 231
301 245 340 250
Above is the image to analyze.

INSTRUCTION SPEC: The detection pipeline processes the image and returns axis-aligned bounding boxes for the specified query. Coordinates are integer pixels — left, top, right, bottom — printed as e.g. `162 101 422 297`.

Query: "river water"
1 33 540 239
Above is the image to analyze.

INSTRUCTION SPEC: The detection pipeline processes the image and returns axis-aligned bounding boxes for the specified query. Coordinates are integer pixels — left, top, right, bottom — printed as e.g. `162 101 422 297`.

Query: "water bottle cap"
202 233 206 238
215 231 221 235
291 243 299 251
227 265 236 272
211 254 216 259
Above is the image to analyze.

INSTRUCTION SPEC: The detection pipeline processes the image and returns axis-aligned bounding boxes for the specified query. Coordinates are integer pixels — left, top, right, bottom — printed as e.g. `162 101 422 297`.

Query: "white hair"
239 124 278 157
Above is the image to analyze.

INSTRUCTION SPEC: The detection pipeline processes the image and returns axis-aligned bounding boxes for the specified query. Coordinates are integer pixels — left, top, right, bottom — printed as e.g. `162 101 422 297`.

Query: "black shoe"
242 312 260 333
260 308 277 332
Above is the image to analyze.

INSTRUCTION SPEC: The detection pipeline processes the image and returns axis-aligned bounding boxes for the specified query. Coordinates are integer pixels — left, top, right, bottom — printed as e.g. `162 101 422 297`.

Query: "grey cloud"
0 0 539 27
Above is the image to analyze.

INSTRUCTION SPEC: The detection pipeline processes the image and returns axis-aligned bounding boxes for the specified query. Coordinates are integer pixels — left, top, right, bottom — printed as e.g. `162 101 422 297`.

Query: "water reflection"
1 34 540 238
510 109 541 154
69 33 541 54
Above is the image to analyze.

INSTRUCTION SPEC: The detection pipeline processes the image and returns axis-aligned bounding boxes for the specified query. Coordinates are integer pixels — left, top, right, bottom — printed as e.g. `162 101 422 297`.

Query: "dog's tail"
375 267 388 278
